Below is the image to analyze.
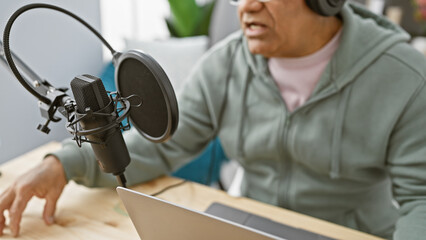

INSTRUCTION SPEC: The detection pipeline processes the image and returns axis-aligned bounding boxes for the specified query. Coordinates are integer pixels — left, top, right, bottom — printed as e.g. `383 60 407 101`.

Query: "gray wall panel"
0 0 103 164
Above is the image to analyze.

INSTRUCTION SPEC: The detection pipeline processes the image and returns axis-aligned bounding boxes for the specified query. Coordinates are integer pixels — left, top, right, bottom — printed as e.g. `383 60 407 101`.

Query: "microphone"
70 74 130 187
2 3 179 187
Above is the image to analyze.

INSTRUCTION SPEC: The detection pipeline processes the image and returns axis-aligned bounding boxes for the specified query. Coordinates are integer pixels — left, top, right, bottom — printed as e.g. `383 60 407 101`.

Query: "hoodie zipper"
259 72 294 208
278 112 293 208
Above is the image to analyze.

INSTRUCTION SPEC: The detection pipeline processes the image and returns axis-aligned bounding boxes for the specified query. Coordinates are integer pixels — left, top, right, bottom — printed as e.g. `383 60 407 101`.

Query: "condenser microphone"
2 3 179 187
70 74 130 187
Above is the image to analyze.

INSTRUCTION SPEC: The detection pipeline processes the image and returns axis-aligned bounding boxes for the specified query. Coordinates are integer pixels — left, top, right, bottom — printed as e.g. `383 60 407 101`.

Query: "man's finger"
0 187 14 211
0 188 15 237
0 213 5 237
43 195 59 225
9 191 32 237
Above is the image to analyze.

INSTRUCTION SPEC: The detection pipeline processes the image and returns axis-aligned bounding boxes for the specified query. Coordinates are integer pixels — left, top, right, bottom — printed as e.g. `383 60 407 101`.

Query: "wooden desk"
0 142 383 240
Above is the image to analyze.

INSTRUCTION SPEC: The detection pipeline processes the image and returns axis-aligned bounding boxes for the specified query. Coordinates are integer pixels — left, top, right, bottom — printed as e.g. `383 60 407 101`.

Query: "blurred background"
1 0 425 189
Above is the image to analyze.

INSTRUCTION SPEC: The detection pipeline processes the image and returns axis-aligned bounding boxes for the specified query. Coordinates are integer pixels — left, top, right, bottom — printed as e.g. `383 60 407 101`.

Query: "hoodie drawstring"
330 85 353 179
236 69 252 159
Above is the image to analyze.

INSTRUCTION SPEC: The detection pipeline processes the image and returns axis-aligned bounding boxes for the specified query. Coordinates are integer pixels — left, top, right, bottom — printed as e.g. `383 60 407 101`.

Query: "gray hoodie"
53 3 426 239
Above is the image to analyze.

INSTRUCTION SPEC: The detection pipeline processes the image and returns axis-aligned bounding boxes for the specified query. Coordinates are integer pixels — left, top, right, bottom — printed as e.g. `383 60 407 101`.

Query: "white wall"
0 0 103 164
100 0 169 53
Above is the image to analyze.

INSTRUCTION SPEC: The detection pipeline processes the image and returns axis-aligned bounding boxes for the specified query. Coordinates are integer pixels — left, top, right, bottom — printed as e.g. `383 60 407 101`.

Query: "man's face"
238 0 327 58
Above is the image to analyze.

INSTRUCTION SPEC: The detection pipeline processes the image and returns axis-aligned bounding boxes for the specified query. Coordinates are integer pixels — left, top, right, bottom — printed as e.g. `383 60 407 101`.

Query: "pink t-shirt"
268 30 342 112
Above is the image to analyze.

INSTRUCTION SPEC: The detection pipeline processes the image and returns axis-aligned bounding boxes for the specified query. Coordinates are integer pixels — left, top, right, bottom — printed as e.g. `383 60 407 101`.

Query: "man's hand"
0 156 67 237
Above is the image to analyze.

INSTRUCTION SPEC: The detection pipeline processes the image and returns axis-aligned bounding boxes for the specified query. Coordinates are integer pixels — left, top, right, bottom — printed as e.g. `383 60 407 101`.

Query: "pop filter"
115 50 179 143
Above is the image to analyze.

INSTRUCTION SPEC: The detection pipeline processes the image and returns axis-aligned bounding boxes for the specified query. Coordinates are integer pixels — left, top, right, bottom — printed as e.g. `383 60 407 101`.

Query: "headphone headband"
305 0 346 17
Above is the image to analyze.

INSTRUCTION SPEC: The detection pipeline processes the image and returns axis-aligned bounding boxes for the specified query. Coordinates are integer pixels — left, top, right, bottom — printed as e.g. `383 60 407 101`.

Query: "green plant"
166 0 216 38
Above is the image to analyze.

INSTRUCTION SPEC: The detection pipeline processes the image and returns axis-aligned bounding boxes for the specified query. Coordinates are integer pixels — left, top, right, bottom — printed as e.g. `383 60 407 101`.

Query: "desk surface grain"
0 142 383 240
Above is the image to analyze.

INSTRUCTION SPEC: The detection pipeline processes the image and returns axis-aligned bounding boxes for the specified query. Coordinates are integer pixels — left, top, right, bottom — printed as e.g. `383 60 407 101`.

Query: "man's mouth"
245 22 268 37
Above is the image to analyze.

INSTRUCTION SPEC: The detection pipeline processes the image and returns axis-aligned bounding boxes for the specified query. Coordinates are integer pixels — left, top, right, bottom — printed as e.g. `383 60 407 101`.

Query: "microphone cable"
2 3 117 105
150 180 187 197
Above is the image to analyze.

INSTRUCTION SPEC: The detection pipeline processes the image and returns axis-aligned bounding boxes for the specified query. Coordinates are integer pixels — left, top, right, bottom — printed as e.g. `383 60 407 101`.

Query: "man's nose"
238 0 265 12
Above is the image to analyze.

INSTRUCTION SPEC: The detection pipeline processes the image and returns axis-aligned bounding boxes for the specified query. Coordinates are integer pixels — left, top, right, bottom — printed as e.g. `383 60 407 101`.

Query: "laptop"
116 187 335 240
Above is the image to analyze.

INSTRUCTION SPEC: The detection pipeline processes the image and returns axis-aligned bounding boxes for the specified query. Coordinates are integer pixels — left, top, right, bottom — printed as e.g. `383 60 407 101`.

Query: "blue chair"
100 62 229 186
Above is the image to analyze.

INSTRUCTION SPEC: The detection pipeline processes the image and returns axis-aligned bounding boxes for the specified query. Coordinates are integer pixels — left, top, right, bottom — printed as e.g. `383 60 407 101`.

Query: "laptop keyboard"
205 202 335 240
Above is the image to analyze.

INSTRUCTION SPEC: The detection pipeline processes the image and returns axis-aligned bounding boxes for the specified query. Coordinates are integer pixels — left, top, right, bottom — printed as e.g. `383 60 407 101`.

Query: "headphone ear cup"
305 0 346 17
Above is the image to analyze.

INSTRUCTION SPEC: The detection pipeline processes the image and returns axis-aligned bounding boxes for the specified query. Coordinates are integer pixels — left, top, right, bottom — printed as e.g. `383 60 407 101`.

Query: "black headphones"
305 0 346 16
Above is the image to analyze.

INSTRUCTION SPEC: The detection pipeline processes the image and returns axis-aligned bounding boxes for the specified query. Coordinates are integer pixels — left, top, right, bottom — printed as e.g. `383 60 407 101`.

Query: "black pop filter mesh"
115 50 178 143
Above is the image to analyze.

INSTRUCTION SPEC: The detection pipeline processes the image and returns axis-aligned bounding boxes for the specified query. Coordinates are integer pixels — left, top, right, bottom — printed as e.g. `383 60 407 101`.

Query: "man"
1 0 426 239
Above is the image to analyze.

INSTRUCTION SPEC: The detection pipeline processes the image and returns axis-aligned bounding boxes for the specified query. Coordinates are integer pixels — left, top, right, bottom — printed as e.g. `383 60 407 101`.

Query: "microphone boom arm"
0 40 58 103
0 39 72 134
1 3 119 134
